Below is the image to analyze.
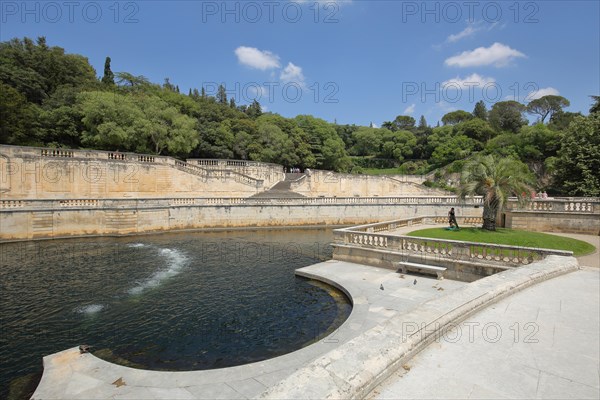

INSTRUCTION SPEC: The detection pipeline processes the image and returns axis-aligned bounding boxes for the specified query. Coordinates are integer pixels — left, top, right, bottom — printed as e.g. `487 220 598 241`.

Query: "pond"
0 228 351 398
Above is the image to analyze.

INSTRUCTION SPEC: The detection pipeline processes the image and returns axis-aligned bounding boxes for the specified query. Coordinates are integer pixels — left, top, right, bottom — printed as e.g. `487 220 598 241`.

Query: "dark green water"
0 229 351 398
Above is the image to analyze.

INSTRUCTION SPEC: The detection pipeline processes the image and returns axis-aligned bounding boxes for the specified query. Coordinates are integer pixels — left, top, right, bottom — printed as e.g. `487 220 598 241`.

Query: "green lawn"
406 227 596 257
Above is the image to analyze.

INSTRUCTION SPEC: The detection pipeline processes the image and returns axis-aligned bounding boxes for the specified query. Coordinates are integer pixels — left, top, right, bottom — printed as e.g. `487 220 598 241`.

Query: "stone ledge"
258 255 579 400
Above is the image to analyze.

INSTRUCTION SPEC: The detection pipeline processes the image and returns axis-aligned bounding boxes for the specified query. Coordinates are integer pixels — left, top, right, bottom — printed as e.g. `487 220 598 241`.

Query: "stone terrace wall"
0 196 483 241
0 145 265 199
504 198 600 235
291 170 450 198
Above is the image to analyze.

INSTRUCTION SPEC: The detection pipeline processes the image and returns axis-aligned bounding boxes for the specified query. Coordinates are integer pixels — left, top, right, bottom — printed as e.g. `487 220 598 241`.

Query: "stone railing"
345 215 483 233
187 158 285 184
189 159 284 170
289 174 308 190
506 198 598 214
0 196 483 211
333 217 572 267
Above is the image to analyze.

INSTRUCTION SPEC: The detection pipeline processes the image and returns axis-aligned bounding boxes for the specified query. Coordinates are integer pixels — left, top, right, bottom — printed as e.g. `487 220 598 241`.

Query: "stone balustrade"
188 158 285 184
0 196 483 210
506 198 598 214
333 216 573 268
189 158 284 170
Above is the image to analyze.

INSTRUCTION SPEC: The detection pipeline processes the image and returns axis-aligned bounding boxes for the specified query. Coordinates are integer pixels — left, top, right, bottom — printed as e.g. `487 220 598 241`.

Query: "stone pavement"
370 225 599 399
371 266 600 399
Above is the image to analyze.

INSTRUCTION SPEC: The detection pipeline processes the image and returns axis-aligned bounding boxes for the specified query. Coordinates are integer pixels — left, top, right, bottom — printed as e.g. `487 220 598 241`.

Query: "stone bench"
396 261 447 280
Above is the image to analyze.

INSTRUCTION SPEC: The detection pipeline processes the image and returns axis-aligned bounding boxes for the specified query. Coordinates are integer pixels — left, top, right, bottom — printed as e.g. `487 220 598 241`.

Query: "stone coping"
259 255 579 399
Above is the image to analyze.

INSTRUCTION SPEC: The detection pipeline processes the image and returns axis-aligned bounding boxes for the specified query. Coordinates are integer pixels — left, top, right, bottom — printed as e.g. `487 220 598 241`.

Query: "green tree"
459 155 534 231
441 110 473 126
350 127 382 156
454 118 496 143
418 115 428 129
295 115 350 171
77 91 147 151
115 72 150 87
553 114 600 196
216 84 227 105
526 95 570 124
472 100 488 120
548 111 582 131
0 82 38 144
517 123 561 162
247 100 262 118
380 130 416 162
489 101 527 133
101 56 115 86
589 95 600 114
383 115 415 131
137 95 199 155
0 36 97 104
38 86 84 147
430 134 476 166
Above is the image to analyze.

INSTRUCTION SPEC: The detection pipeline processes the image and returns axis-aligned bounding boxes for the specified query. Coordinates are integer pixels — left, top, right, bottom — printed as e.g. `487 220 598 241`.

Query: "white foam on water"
128 248 189 295
127 243 147 248
76 304 105 314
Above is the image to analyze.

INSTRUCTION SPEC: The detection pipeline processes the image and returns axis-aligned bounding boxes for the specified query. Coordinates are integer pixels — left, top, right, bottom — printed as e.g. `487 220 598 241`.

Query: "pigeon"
380 284 384 290
413 279 417 285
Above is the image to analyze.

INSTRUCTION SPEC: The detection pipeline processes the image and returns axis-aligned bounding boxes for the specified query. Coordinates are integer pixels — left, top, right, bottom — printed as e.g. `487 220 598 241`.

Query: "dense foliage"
1 37 598 195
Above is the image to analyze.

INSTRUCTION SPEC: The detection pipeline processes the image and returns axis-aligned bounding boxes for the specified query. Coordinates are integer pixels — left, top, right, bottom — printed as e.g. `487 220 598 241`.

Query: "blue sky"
2 0 599 126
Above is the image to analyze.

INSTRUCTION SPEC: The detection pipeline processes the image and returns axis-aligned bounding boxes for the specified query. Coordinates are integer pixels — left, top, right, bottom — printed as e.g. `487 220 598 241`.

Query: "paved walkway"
371 266 600 399
371 223 600 399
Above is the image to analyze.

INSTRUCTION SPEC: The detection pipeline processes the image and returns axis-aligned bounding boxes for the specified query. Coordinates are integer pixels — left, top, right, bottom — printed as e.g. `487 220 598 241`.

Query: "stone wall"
0 145 265 199
503 199 600 235
0 145 449 199
292 170 450 197
0 197 483 241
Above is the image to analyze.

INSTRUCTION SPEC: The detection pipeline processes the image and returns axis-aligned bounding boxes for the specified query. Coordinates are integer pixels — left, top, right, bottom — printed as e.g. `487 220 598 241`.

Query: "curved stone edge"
257 255 580 400
30 264 363 400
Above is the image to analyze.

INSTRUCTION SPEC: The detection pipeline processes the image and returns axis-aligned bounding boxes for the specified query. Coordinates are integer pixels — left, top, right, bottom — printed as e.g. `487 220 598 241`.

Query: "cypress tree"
101 56 115 85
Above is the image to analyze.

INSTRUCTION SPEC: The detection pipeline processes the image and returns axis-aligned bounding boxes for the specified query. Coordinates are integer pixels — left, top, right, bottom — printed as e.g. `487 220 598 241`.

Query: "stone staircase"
251 173 306 198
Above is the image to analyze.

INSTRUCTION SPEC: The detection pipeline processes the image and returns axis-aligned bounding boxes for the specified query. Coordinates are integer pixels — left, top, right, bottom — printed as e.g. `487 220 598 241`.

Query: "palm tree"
459 155 535 231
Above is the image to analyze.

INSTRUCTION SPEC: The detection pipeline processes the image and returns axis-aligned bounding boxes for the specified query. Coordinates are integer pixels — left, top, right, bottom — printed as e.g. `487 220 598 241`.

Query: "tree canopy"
0 36 595 190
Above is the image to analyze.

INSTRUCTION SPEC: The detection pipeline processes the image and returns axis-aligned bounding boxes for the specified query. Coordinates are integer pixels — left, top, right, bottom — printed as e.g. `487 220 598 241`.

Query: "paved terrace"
31 226 598 399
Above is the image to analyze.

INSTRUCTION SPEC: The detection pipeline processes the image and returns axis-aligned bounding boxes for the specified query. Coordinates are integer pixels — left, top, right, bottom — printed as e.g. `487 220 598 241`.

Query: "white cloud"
504 87 560 102
404 104 416 114
234 46 280 70
527 87 560 100
247 85 267 98
371 122 379 128
280 62 305 86
447 26 479 43
445 43 526 68
442 73 495 90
